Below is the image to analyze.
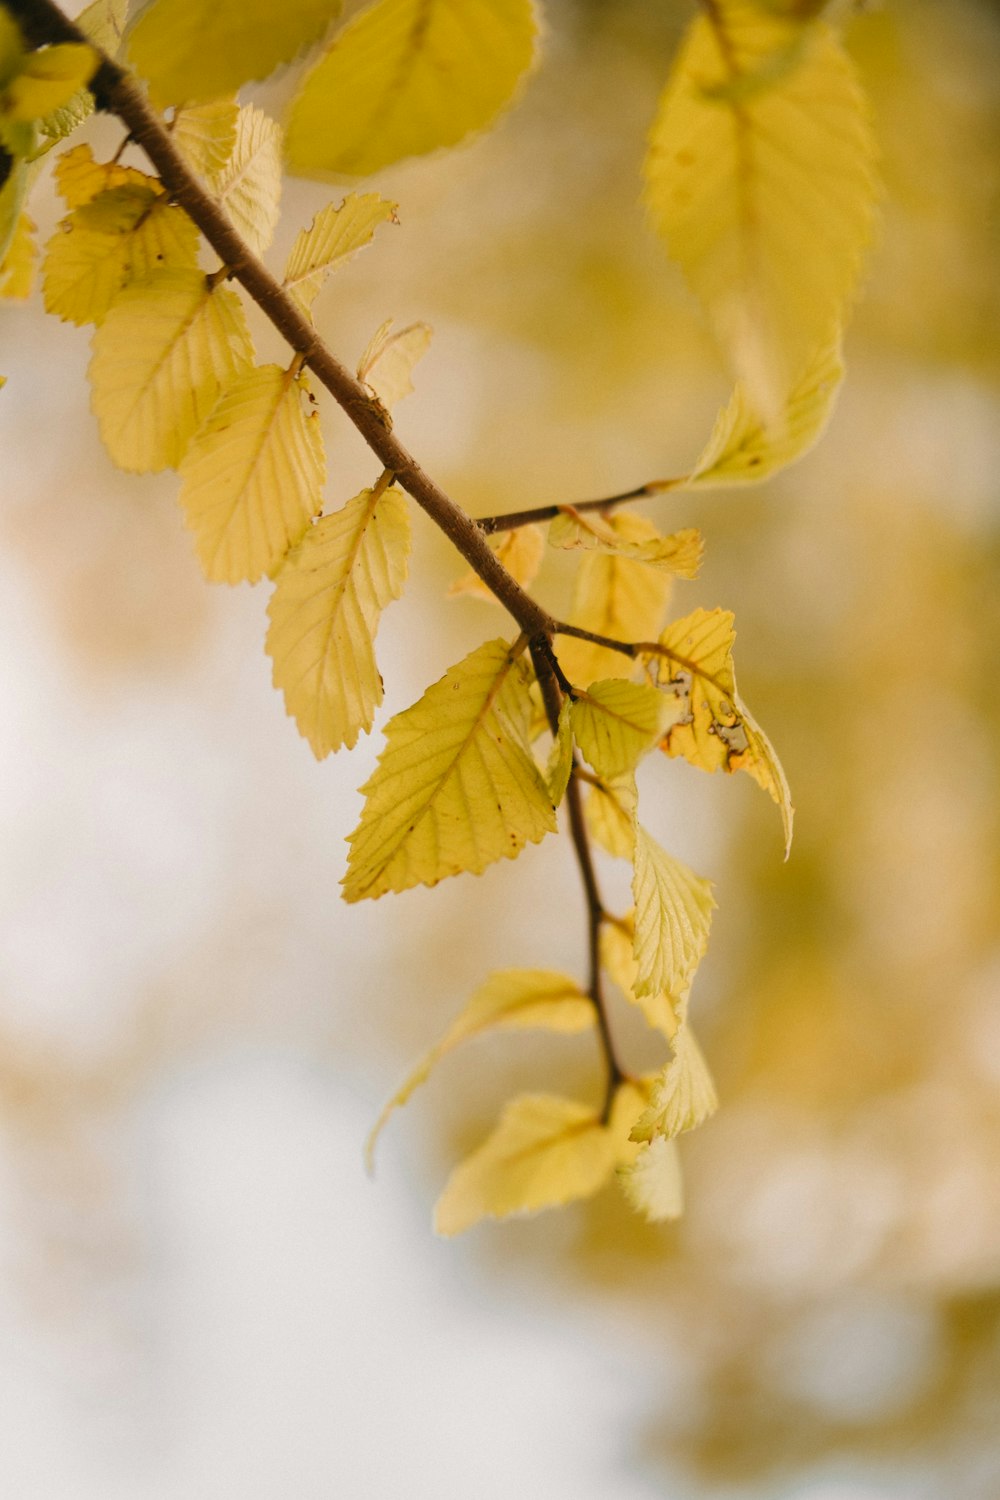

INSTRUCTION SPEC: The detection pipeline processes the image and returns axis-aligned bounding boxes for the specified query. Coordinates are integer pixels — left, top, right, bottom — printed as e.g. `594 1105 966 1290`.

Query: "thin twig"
553 622 638 659
530 642 625 1117
477 478 681 536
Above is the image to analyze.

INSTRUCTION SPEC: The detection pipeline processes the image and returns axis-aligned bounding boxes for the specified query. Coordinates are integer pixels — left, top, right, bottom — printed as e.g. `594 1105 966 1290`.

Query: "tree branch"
7 0 556 643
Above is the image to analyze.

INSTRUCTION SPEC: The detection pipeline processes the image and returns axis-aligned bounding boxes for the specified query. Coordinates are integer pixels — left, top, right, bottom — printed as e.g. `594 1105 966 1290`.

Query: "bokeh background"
2 0 999 1494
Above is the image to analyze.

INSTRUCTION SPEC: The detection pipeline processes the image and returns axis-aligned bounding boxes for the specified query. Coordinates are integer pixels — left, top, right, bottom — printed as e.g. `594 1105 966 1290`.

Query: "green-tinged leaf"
284 194 397 315
0 158 25 266
266 484 411 756
584 772 636 861
649 606 794 855
448 524 545 603
358 319 432 410
172 99 239 182
0 208 34 297
434 1094 613 1236
645 1 877 419
43 182 199 326
600 915 681 1040
631 1027 719 1143
688 341 844 487
76 0 128 56
54 142 149 208
126 0 340 106
544 699 574 808
89 267 254 473
631 824 715 1000
557 511 675 686
343 638 556 902
549 508 703 579
179 364 326 584
286 0 539 178
367 969 595 1167
571 679 674 780
3 43 96 125
214 106 282 257
619 1137 684 1222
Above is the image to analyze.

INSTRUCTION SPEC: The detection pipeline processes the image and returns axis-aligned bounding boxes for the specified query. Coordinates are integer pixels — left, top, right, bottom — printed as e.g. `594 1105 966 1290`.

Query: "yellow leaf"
631 823 715 1001
76 0 128 57
126 0 341 107
584 772 636 861
549 508 703 579
543 699 574 808
286 0 539 178
448 524 545 604
172 99 239 183
630 1026 719 1143
43 183 199 326
0 209 35 298
600 915 681 1041
343 638 556 902
214 106 283 257
53 142 149 208
367 969 595 1167
266 483 411 756
3 43 96 124
358 319 432 411
687 340 844 487
570 679 674 780
650 606 794 855
178 365 325 585
434 1094 613 1236
644 2 877 418
618 1137 684 1222
557 511 675 686
284 194 398 316
89 267 254 473
0 160 25 267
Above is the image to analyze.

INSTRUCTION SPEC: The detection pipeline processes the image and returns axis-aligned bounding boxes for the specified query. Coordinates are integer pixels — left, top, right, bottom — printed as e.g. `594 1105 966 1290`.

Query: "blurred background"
1 0 999 1494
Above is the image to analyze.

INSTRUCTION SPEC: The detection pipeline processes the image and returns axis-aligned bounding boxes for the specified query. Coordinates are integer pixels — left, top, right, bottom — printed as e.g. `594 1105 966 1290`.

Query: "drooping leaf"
645 1 877 419
687 340 844 487
171 99 239 183
543 699 574 808
557 511 675 686
549 508 703 579
0 208 34 297
358 320 432 410
76 0 128 57
89 267 254 473
214 106 283 257
367 969 595 1167
448 524 545 603
631 823 715 1001
570 679 674 780
126 0 341 107
630 1026 719 1143
178 364 326 584
618 1136 684 1223
266 483 411 756
43 181 199 326
0 159 25 267
284 194 398 316
583 771 636 861
600 914 681 1041
343 638 556 902
286 0 539 178
649 606 794 855
53 142 149 208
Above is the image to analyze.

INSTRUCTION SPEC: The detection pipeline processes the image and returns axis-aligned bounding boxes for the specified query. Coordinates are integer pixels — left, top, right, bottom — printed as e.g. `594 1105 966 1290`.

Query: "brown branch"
553 623 638 660
477 478 682 536
530 642 625 1117
8 0 555 644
